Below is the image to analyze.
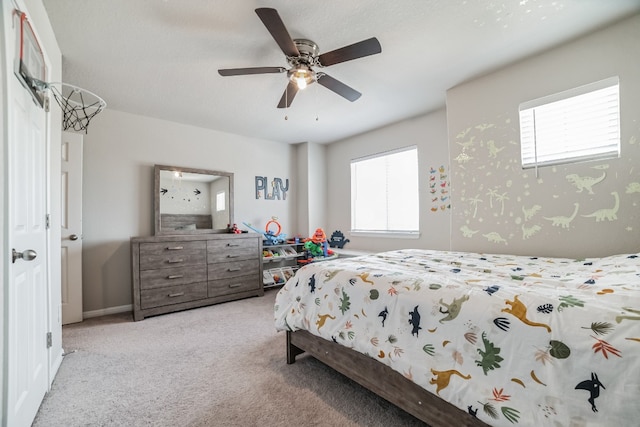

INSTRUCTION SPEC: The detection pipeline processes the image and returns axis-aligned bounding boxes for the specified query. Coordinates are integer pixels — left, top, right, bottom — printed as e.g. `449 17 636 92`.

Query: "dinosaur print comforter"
274 249 640 427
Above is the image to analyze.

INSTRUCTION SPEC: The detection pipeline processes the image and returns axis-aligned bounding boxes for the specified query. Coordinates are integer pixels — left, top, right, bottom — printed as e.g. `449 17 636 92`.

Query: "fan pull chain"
284 84 288 120
314 81 319 122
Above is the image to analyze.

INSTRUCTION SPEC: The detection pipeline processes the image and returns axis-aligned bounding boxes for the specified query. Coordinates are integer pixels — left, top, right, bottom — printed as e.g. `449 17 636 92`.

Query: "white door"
4 7 50 427
61 131 83 324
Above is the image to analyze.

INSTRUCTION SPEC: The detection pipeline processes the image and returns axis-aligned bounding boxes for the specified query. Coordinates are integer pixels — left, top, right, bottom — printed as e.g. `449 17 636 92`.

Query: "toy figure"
227 223 241 234
242 217 287 245
328 230 350 248
304 240 324 257
311 228 326 244
303 228 332 258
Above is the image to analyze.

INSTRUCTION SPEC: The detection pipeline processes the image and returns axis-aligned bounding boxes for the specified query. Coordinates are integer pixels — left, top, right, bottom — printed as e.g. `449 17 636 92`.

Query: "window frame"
519 76 620 170
350 146 420 238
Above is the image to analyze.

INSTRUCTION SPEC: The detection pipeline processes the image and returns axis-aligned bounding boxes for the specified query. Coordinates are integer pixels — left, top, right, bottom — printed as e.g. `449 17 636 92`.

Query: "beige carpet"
33 289 426 426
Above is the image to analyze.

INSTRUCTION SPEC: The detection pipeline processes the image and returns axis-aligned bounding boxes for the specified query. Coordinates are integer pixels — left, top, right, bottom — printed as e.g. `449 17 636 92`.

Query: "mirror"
154 164 234 235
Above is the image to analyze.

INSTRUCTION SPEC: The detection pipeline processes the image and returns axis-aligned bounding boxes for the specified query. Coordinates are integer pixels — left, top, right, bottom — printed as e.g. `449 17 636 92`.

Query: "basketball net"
48 82 106 133
31 79 106 134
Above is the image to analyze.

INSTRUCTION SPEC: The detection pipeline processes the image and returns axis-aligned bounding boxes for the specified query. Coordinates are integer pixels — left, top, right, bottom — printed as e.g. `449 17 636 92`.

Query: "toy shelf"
263 242 304 289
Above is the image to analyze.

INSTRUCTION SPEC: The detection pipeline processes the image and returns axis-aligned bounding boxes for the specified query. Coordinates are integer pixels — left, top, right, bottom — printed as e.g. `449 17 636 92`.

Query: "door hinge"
44 96 50 113
46 332 52 348
46 213 50 229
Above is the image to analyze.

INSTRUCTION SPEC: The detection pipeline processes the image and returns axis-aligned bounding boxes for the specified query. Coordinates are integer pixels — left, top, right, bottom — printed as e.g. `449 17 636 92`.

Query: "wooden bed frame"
287 330 489 427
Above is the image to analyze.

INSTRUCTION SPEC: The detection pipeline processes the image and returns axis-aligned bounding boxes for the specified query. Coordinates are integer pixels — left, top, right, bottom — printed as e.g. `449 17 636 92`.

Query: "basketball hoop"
48 82 106 133
12 9 105 133
31 79 107 134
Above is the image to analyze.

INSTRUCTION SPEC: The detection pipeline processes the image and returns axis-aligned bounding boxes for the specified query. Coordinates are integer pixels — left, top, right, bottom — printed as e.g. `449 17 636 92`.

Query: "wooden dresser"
131 233 263 321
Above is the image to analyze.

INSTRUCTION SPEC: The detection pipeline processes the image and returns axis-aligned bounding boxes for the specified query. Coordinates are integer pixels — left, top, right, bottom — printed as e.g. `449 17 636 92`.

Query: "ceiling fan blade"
277 81 299 109
218 67 286 76
317 37 382 67
255 8 300 57
316 73 361 102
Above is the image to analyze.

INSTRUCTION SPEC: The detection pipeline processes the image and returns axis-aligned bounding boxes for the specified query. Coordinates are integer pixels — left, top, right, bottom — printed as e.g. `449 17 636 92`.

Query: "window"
351 146 419 235
519 76 620 169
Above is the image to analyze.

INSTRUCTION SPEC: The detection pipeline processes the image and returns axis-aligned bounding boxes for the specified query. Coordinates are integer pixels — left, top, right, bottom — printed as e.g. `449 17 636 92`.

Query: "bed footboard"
286 330 488 427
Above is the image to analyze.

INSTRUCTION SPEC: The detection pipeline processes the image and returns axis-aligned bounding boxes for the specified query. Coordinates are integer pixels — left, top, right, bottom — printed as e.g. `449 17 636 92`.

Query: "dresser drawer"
208 275 260 297
140 282 207 309
140 265 207 290
139 241 206 270
207 258 259 279
207 238 259 263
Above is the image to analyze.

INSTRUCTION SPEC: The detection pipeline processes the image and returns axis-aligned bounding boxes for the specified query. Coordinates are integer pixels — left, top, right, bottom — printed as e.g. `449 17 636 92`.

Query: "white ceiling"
42 0 640 144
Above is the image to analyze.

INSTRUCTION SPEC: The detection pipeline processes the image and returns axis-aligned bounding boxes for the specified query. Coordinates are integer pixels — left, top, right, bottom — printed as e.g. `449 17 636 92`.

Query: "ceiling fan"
218 8 382 108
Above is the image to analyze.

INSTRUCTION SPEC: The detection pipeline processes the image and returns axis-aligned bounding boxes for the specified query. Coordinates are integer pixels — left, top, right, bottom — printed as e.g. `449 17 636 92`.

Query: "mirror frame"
154 164 234 235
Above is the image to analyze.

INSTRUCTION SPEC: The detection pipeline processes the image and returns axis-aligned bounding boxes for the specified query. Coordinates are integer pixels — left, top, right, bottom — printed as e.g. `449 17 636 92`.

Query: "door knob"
12 248 37 264
69 234 79 241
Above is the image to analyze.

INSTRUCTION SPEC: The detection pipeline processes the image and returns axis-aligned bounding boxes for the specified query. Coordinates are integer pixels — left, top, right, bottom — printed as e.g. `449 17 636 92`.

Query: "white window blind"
350 146 419 234
519 76 620 169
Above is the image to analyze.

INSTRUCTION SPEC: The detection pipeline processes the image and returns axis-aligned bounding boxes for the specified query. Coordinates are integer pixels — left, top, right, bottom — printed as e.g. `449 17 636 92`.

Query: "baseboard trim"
49 348 64 390
83 304 132 319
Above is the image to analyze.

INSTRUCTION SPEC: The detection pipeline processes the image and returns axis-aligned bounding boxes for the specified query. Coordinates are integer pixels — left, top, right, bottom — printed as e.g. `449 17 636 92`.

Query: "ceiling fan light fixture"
218 9 382 108
290 66 314 90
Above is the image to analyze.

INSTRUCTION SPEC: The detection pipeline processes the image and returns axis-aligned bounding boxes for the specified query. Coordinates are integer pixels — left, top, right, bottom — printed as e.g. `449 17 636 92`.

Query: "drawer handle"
228 268 241 272
168 292 185 297
228 283 241 288
226 243 240 247
227 254 240 258
166 246 184 250
167 259 184 264
167 275 184 279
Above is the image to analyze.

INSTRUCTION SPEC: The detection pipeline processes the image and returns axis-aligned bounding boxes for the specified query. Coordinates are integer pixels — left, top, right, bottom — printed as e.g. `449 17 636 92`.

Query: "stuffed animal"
328 230 350 248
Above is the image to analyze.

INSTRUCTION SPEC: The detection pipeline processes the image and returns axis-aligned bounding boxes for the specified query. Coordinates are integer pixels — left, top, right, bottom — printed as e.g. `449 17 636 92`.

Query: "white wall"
326 108 451 253
81 109 297 313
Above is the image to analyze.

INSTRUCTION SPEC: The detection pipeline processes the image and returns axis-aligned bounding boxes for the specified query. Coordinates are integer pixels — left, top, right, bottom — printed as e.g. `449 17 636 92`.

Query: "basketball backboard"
13 10 47 107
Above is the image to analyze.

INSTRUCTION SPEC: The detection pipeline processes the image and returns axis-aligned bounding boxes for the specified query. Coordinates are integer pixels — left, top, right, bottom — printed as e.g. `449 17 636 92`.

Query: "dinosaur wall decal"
582 191 620 222
543 203 579 229
522 204 542 221
566 172 606 194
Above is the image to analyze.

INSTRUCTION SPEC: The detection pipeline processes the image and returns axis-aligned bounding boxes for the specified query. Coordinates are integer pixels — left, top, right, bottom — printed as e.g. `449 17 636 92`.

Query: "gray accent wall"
82 109 297 313
326 14 639 259
326 109 452 253
296 142 328 238
447 13 640 258
78 13 639 315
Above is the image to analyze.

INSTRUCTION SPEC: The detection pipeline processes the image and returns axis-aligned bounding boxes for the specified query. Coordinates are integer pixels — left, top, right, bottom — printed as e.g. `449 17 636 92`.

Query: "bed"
274 249 640 426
